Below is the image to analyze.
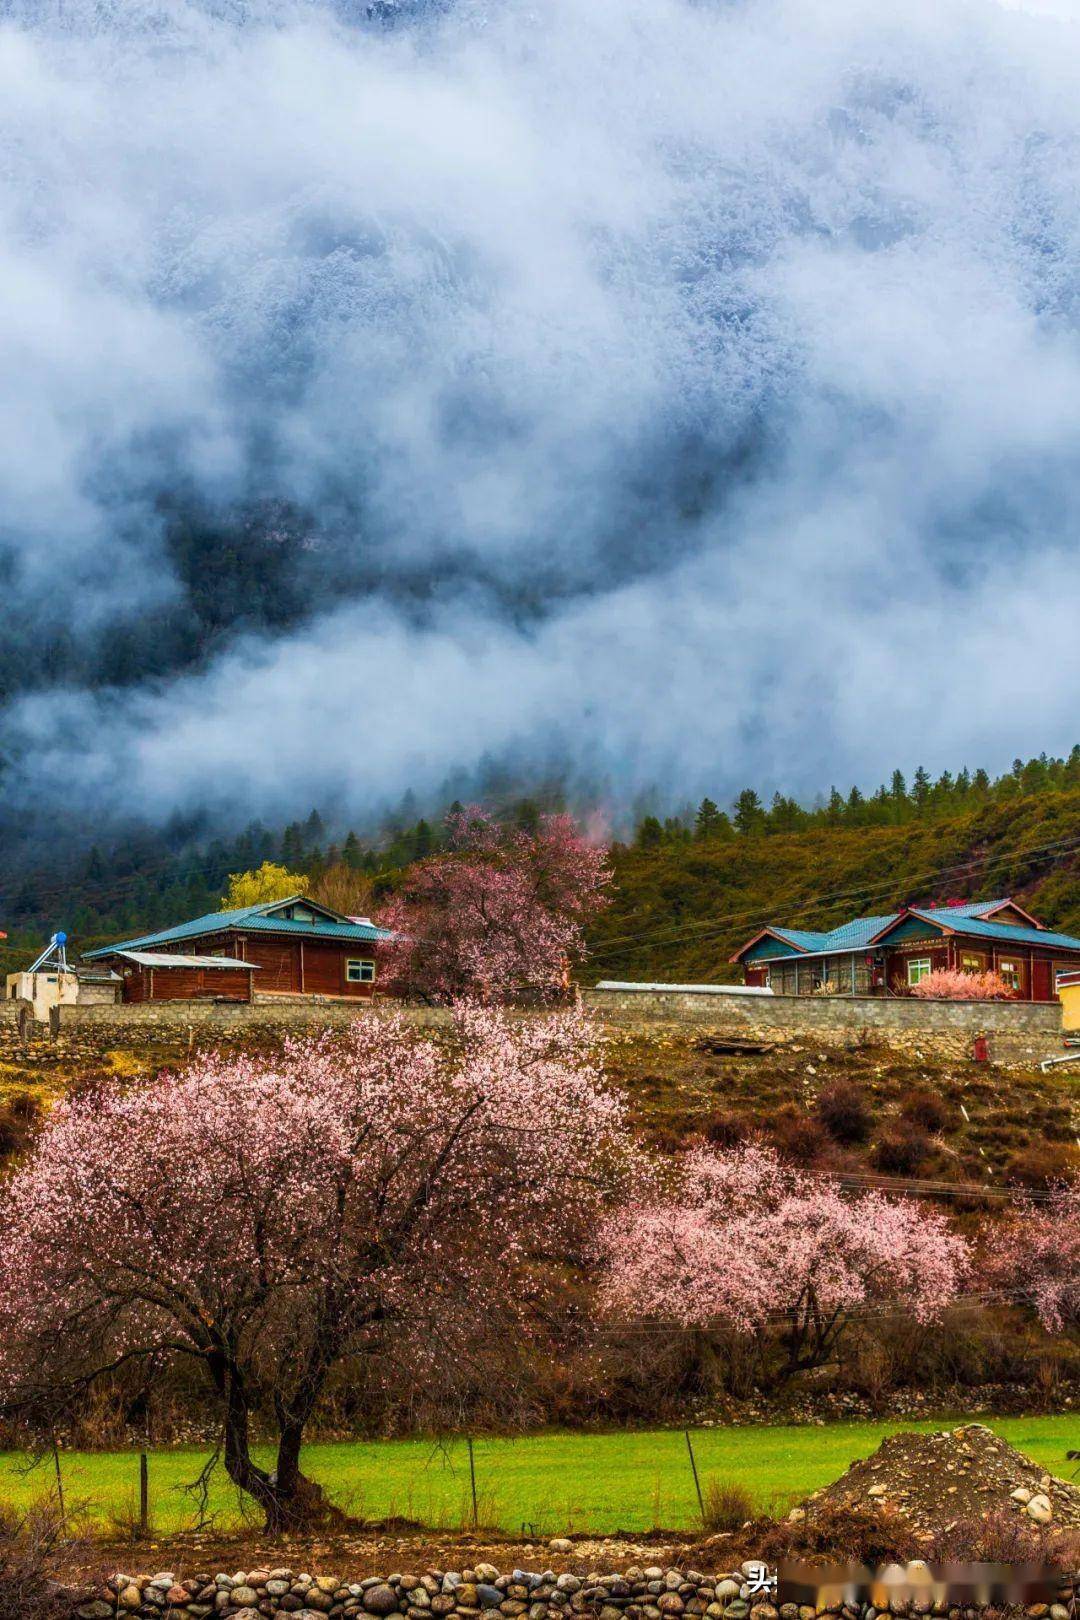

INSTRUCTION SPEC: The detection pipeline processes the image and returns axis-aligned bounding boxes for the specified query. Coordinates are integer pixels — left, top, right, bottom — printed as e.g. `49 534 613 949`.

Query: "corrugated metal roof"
85 897 391 959
115 950 258 970
905 909 1080 952
817 911 903 950
751 898 1080 964
771 926 830 950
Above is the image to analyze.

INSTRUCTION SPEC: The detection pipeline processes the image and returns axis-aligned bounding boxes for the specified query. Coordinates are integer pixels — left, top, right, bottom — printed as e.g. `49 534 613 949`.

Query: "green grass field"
1 1415 1078 1537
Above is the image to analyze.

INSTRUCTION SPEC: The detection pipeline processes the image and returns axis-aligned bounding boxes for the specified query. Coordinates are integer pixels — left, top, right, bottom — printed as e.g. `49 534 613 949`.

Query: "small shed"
114 950 259 1004
1059 971 1080 1031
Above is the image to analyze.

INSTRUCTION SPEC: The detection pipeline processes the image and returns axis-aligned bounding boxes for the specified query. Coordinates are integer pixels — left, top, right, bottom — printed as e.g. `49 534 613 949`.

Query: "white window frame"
907 957 932 986
346 958 376 984
998 958 1021 991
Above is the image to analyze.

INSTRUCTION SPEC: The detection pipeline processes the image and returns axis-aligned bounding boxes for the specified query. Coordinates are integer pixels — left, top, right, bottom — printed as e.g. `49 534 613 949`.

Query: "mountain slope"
588 791 1080 983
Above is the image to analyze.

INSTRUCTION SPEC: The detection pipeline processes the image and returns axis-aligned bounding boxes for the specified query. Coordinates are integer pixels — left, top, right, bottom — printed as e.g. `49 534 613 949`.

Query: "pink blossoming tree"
600 1142 968 1380
379 807 612 1003
986 1182 1080 1334
910 969 1014 1001
0 1006 627 1529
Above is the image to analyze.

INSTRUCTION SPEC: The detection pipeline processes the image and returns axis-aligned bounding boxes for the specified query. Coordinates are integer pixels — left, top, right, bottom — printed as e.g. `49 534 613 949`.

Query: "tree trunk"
220 1394 352 1531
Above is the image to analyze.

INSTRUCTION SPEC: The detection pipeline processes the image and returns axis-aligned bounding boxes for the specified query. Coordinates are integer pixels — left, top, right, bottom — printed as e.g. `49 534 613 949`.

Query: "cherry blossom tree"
0 1005 627 1530
986 1183 1080 1334
379 807 612 1002
599 1142 968 1379
910 968 1014 1001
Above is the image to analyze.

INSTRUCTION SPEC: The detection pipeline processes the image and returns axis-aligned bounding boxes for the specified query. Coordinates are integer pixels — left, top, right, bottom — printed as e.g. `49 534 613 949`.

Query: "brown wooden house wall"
225 932 379 998
759 930 1080 1002
121 965 253 1003
109 925 384 1002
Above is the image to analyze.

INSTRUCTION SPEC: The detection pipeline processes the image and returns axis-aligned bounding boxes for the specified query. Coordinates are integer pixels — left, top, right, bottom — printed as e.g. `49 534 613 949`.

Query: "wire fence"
11 1415 1079 1540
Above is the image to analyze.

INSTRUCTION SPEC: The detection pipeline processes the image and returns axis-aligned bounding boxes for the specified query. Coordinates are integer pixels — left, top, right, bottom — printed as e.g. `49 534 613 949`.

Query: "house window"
907 957 932 986
346 959 376 983
960 953 984 974
998 959 1021 991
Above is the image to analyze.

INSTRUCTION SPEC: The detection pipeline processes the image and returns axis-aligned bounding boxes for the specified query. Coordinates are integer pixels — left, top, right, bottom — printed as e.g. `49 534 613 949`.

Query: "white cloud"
3 0 1080 817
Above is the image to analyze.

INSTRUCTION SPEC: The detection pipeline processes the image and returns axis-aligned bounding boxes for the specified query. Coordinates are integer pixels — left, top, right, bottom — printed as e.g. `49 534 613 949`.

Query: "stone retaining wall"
67 1562 1080 1620
583 989 1064 1065
22 986 1070 1064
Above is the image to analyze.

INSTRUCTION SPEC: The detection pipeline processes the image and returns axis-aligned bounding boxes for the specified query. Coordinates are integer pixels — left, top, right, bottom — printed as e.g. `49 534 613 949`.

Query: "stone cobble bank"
66 1563 1080 1620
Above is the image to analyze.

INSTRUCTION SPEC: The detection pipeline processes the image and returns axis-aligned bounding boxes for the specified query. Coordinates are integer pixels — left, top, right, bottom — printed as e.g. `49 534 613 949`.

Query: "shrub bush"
0 1092 41 1162
872 1122 930 1175
929 1507 1078 1568
769 1107 828 1165
815 1082 873 1144
704 1111 749 1148
899 1088 951 1134
1005 1143 1078 1189
0 1501 71 1620
700 1477 754 1532
758 1502 921 1564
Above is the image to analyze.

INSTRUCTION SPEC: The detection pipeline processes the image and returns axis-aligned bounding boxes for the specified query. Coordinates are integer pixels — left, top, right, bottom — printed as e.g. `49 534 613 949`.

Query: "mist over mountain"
2 0 1080 831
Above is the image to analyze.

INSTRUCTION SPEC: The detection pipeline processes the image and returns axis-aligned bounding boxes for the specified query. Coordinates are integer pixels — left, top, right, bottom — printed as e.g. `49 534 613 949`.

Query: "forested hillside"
590 767 1080 983
4 750 1080 985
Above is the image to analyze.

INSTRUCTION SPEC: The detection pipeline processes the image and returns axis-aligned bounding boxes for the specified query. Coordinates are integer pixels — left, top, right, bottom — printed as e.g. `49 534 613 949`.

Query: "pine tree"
413 819 434 858
343 831 362 869
694 798 724 840
733 789 766 836
636 815 664 849
912 766 931 811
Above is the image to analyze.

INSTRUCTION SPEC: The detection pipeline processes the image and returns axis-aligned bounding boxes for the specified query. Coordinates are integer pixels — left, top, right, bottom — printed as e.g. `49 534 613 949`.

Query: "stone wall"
29 985 1068 1064
583 989 1064 1065
66 1562 1080 1620
49 997 427 1044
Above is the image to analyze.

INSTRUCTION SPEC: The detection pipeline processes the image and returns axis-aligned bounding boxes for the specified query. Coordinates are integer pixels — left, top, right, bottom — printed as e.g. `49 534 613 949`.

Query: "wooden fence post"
51 1438 65 1526
684 1429 705 1522
467 1437 478 1528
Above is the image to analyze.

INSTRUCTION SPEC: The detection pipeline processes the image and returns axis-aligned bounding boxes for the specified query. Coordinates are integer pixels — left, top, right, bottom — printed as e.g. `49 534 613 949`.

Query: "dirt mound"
791 1424 1080 1535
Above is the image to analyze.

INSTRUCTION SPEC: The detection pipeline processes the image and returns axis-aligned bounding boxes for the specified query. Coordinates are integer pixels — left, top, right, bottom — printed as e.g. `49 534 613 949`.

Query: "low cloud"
2 0 1080 822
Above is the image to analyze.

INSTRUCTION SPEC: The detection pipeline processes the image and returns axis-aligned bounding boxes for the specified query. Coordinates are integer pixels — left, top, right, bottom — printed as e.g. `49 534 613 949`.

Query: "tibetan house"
732 898 1080 1002
84 896 392 1004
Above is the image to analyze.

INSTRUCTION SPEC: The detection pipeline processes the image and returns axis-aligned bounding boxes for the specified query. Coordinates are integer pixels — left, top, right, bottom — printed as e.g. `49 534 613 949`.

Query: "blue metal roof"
771 926 830 950
740 899 1080 964
904 909 1080 953
85 898 391 959
816 911 903 950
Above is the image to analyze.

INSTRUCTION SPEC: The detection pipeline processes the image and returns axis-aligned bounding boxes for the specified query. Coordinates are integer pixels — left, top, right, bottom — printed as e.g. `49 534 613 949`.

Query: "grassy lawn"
1 1415 1078 1537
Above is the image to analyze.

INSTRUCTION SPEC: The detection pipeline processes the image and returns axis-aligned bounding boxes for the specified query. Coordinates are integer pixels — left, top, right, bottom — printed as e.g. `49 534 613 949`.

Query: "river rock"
365 1586 402 1615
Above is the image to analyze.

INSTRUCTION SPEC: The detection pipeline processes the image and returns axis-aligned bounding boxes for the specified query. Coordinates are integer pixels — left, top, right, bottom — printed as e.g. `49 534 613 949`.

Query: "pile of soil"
791 1423 1080 1534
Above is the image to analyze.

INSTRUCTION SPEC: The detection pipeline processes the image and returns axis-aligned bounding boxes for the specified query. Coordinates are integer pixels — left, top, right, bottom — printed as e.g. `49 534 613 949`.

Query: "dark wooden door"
1032 959 1054 1002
